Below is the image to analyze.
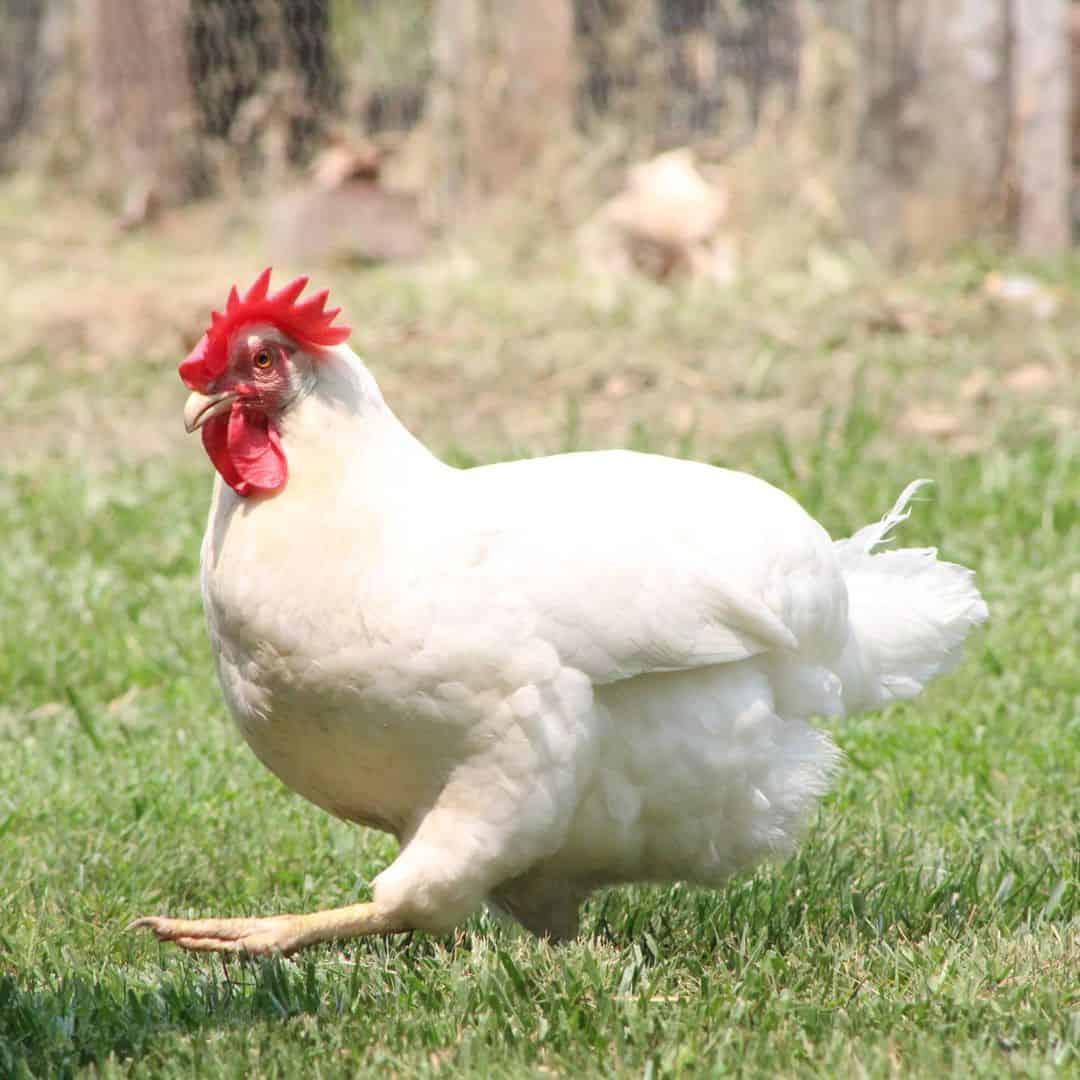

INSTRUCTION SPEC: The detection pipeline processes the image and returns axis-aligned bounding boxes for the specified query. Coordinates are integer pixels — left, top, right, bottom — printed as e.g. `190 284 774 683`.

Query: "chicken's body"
133 273 987 954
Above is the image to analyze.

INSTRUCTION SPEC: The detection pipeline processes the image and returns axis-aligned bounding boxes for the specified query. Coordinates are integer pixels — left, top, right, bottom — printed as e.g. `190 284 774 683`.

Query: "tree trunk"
81 0 200 212
0 0 46 165
852 0 1010 258
427 0 575 215
1011 0 1070 256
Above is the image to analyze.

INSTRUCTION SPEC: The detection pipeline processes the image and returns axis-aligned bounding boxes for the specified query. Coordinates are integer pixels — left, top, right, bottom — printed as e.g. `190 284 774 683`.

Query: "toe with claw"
128 900 402 957
128 914 310 956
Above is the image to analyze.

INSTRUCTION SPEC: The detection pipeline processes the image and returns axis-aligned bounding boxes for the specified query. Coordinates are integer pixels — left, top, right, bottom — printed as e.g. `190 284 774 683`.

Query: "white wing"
449 451 848 684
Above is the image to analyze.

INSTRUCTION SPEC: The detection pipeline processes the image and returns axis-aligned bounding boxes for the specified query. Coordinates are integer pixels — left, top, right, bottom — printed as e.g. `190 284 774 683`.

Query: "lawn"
0 178 1078 1077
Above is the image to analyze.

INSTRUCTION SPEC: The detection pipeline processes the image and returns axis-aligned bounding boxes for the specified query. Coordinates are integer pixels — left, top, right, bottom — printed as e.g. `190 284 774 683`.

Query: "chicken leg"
129 902 407 956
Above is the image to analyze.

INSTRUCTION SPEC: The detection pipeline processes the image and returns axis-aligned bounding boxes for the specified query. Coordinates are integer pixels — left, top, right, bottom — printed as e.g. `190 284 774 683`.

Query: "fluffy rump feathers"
835 481 989 710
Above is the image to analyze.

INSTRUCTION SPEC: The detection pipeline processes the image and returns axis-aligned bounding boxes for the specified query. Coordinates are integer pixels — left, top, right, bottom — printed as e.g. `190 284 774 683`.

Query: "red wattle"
201 404 287 496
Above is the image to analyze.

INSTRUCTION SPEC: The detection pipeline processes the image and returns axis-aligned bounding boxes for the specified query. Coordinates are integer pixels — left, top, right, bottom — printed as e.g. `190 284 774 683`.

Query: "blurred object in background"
576 0 800 151
0 0 1074 257
190 0 338 159
0 0 45 171
269 133 430 264
3 0 341 216
852 0 1070 259
426 0 575 216
578 147 735 284
983 272 1062 320
1011 0 1071 255
852 0 1010 258
1072 3 1080 175
81 0 202 225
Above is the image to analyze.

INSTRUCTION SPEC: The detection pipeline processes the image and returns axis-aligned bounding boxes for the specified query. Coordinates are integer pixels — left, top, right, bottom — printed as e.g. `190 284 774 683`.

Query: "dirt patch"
1 177 1077 470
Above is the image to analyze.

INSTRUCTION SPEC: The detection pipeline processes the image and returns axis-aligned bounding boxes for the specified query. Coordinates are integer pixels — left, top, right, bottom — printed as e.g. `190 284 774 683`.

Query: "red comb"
180 268 351 390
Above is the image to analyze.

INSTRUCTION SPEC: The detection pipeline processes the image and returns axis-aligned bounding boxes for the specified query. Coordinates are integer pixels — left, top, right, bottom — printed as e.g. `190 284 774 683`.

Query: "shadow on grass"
0 934 440 1075
0 961 304 1075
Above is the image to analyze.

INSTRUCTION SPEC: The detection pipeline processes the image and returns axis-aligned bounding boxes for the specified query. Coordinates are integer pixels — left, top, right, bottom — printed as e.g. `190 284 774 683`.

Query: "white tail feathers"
834 481 988 711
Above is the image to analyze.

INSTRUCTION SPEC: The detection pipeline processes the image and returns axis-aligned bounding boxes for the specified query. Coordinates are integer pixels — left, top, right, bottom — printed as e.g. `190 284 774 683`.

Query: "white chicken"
132 269 987 955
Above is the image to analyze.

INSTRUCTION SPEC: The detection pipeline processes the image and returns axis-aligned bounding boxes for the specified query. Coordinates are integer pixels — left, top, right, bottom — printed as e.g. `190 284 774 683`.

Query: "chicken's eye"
252 349 273 370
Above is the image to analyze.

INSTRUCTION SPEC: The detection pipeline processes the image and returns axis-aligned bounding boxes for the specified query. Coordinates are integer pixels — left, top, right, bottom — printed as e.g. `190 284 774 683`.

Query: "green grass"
1 424 1077 1077
1 175 1078 1077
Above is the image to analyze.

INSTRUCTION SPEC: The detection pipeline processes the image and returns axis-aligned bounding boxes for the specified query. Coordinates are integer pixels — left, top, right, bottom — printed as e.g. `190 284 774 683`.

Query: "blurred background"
0 0 1077 461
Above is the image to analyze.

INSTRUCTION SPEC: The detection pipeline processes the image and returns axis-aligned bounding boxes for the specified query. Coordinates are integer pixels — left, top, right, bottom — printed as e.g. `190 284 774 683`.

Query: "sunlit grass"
1 418 1077 1076
1 167 1077 1076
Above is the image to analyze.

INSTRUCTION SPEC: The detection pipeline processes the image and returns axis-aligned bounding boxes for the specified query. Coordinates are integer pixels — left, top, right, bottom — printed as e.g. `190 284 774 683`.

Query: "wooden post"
1011 0 1070 256
852 0 1010 258
427 0 575 215
81 0 199 212
0 1 45 155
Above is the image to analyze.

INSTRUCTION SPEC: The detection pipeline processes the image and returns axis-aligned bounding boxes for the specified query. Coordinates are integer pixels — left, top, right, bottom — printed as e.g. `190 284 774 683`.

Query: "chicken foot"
129 902 407 957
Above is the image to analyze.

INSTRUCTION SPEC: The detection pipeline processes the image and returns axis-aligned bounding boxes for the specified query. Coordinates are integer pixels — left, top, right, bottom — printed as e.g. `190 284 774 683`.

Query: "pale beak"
184 390 237 433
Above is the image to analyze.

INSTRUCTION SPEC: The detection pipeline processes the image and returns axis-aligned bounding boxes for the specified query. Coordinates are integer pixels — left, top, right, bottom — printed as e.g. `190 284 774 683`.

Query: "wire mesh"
577 0 801 144
0 0 818 188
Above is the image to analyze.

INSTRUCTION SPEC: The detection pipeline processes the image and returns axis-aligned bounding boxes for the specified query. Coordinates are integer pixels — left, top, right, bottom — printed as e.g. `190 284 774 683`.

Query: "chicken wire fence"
0 0 854 186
